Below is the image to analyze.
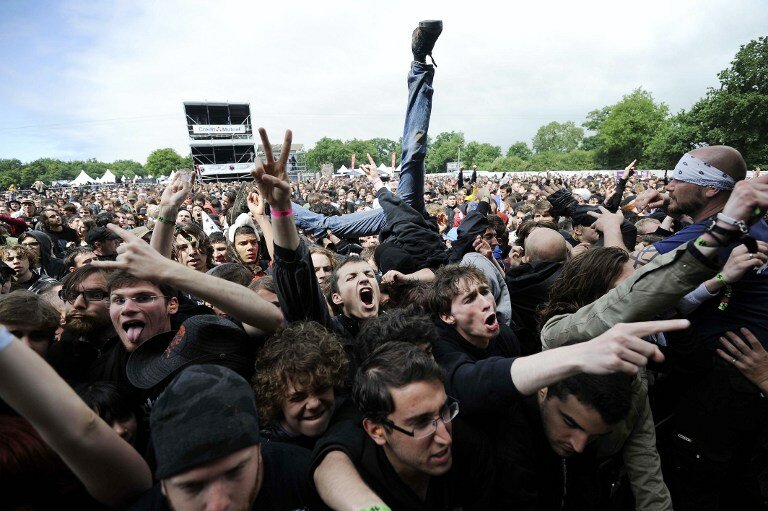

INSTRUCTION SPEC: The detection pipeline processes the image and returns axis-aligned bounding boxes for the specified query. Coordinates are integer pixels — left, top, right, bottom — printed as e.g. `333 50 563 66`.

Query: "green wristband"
357 506 392 511
156 215 175 225
716 272 728 286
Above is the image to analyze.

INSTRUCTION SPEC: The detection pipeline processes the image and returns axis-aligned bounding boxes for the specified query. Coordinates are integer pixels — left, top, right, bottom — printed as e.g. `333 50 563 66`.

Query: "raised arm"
149 172 194 258
253 128 300 251
0 328 152 507
94 224 284 335
247 191 275 261
252 128 333 327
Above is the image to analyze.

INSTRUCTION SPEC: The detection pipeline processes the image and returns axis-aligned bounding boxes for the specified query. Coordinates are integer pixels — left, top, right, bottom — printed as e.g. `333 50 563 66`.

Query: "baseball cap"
150 364 261 480
127 315 255 390
84 226 121 245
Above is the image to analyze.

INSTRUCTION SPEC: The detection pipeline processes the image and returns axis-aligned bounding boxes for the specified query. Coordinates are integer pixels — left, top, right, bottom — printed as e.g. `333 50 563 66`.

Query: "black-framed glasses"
58 288 109 305
380 397 459 439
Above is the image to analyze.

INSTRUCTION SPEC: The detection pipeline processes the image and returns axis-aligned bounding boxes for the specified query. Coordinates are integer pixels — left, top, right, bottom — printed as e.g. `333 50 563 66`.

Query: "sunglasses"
58 288 108 305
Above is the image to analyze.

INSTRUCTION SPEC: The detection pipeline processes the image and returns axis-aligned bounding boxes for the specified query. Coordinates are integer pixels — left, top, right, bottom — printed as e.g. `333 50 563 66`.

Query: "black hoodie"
23 230 68 280
505 261 564 342
449 201 491 263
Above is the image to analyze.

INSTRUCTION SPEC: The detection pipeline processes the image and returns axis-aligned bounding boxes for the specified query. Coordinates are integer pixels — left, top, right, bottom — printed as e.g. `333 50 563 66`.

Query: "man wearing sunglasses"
313 342 494 509
46 265 119 384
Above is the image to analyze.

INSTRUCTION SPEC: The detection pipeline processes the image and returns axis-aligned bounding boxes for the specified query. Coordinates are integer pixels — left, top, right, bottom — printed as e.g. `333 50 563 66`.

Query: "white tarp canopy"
71 170 96 185
98 170 117 183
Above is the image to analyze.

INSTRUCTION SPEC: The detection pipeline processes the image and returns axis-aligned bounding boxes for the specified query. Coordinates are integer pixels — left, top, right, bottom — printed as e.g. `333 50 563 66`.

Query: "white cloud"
0 0 765 163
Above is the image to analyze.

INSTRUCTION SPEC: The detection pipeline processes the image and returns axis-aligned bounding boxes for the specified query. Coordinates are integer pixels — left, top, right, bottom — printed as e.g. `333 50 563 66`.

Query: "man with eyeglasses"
312 342 494 509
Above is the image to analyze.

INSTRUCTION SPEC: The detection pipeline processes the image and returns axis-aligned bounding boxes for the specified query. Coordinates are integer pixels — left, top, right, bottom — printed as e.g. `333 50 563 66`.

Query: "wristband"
716 272 729 286
356 506 392 511
372 178 382 186
270 207 293 218
716 212 749 234
0 326 14 352
156 215 175 225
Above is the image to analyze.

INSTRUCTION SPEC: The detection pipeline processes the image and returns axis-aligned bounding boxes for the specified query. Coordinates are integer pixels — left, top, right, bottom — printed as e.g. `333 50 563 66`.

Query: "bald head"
524 227 568 264
690 145 747 182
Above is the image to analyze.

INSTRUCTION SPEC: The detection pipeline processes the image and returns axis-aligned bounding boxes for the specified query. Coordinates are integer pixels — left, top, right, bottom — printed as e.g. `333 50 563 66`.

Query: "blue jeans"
294 61 435 237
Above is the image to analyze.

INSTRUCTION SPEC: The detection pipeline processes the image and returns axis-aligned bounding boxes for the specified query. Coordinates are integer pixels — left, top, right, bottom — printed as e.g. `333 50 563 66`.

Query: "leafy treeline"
0 149 191 189
2 37 765 188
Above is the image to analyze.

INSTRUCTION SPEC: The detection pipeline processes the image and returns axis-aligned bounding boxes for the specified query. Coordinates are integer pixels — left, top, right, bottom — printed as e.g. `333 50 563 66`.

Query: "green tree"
425 131 465 173
0 159 23 188
644 112 701 169
110 159 144 178
344 139 378 168
581 106 611 151
490 155 528 171
305 137 347 170
683 36 768 166
369 137 401 167
145 148 189 177
587 88 669 168
506 141 532 160
463 141 502 169
532 121 584 154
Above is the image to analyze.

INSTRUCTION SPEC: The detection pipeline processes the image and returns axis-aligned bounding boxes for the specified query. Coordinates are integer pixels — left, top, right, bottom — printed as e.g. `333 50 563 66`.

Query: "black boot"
412 20 442 66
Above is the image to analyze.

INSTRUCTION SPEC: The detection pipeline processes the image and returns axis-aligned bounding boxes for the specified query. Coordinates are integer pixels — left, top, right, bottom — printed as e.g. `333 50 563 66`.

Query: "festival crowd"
1 20 768 511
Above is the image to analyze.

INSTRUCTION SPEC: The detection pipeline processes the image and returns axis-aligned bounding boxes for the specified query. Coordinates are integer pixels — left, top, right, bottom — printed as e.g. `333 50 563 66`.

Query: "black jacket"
505 261 564 343
448 201 491 263
493 396 601 510
374 187 448 274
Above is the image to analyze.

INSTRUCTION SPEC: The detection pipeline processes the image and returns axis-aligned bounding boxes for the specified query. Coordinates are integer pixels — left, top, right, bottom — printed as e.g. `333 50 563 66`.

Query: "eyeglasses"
58 288 109 304
109 294 167 307
380 397 459 439
21 241 40 247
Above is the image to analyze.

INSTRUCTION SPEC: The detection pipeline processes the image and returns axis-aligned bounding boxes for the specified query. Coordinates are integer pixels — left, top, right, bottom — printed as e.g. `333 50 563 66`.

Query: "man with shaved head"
632 146 768 509
522 227 569 264
505 226 567 345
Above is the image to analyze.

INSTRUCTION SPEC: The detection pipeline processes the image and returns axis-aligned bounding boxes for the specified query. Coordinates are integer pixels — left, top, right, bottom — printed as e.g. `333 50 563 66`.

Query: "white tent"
71 170 95 185
98 170 117 183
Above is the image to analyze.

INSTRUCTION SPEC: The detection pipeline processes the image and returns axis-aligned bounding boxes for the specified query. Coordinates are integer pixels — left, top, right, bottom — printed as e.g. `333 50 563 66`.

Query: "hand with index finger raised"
89 223 174 280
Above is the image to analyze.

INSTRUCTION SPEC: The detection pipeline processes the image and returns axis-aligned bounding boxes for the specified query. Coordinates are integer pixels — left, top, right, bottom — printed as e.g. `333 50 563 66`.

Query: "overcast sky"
1 0 766 165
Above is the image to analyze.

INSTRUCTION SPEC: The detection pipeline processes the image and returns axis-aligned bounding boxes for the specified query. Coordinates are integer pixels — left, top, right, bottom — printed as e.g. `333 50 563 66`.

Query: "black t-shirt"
312 416 494 511
129 442 326 510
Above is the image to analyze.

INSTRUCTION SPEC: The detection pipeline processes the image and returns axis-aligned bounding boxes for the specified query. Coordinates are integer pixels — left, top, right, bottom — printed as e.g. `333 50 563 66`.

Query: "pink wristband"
372 178 382 186
271 207 293 218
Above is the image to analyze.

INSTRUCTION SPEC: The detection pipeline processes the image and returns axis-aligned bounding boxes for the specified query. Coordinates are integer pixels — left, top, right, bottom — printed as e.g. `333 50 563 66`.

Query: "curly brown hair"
252 321 348 425
0 244 38 268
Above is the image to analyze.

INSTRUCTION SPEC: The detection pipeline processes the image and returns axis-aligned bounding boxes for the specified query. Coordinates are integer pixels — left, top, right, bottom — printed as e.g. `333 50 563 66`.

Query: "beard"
667 190 706 218
64 311 113 339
